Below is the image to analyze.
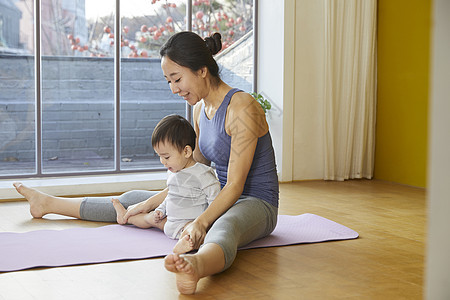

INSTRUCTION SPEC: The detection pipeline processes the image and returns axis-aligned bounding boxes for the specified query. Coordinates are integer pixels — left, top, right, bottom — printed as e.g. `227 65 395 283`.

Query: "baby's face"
154 142 190 173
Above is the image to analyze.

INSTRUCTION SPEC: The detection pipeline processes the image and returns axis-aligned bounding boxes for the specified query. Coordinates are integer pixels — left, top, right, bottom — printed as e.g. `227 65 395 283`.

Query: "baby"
111 114 220 254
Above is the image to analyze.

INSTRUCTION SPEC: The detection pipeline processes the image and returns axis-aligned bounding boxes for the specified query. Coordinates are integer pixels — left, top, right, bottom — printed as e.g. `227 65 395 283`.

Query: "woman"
13 31 279 294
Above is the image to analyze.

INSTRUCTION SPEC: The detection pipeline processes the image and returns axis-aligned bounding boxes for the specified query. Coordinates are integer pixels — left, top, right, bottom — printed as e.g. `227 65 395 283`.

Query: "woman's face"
161 56 206 106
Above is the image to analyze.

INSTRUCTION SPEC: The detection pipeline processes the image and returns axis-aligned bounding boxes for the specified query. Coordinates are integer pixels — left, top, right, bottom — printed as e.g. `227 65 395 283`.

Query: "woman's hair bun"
204 32 222 55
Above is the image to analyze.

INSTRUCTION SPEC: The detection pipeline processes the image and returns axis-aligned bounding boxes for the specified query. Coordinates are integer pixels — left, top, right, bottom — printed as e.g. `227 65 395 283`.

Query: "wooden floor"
0 179 426 299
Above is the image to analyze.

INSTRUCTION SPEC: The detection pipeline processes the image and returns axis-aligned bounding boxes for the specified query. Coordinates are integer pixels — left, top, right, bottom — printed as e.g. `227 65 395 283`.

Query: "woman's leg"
80 190 157 222
165 243 225 294
13 182 84 219
203 197 278 270
13 182 157 222
165 197 278 294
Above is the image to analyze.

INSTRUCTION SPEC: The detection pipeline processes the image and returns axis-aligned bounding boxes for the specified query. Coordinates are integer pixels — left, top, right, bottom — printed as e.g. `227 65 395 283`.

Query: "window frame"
0 0 257 179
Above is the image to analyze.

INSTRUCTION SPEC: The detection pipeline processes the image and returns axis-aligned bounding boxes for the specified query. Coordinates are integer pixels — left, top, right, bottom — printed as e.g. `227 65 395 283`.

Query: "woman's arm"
192 101 211 166
182 93 267 246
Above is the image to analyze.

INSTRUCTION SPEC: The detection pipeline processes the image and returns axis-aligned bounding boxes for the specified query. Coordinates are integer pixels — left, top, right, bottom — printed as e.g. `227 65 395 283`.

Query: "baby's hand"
154 210 165 223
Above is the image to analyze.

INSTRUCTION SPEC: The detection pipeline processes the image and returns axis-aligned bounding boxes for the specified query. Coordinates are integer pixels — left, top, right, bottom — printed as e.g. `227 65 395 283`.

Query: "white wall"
258 0 325 181
257 0 295 182
425 0 450 298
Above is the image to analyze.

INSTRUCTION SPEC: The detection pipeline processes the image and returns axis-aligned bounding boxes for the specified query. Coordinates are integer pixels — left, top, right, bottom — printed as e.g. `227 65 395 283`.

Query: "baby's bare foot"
173 235 195 254
111 198 127 224
164 253 200 294
13 182 50 218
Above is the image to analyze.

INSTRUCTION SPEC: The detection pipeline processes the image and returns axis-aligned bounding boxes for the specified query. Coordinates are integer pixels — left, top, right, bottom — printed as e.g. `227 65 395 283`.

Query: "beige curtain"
323 0 377 181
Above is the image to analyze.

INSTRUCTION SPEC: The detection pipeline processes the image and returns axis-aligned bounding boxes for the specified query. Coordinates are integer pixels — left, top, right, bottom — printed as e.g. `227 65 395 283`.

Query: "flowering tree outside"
66 0 254 58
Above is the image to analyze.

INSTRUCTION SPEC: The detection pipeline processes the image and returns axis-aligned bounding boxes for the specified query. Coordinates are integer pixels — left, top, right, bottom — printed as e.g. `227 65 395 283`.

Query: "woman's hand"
180 220 208 249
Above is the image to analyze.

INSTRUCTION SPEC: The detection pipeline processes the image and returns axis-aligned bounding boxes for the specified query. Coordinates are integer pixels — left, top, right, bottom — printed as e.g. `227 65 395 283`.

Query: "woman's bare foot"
111 198 127 224
173 235 195 254
164 253 201 294
13 182 51 218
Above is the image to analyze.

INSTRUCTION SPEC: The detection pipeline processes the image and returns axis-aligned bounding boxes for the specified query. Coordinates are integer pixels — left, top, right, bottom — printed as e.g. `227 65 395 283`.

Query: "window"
0 0 255 178
0 16 3 43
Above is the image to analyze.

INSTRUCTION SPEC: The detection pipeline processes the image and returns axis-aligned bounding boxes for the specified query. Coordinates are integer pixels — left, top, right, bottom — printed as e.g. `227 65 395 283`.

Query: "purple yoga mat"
0 214 358 272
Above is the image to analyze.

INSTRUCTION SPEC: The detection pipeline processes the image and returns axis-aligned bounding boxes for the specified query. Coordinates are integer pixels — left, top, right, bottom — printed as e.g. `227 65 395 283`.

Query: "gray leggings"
80 191 278 271
203 195 278 270
80 190 158 222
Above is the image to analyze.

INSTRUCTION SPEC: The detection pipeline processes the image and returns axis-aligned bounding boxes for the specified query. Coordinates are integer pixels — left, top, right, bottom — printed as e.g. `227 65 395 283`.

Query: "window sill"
0 172 167 201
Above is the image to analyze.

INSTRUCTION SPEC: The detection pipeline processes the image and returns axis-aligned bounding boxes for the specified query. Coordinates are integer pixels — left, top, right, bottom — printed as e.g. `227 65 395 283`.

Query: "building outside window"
0 0 255 178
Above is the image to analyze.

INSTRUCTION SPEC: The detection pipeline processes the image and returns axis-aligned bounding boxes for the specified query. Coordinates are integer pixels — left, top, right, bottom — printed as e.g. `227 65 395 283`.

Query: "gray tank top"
198 88 279 207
